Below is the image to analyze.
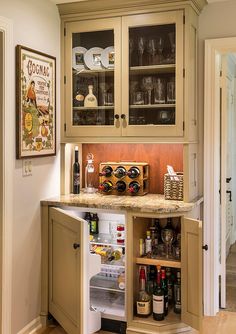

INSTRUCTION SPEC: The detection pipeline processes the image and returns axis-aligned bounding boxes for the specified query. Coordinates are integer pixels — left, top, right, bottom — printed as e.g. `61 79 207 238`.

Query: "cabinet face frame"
122 10 184 137
64 17 122 137
126 211 202 333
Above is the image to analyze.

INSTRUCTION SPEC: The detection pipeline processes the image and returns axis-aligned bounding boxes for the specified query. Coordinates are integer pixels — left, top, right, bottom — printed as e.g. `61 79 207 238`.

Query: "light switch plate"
22 159 32 176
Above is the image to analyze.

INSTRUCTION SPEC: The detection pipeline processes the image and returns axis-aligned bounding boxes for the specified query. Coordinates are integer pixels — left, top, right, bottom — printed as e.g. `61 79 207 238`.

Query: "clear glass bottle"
84 85 98 107
136 266 152 317
85 153 96 193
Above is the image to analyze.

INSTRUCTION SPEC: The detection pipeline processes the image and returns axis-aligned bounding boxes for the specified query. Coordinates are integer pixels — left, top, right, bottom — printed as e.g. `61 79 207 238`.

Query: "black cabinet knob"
114 114 120 120
226 177 232 183
202 244 208 251
73 243 80 249
121 114 126 119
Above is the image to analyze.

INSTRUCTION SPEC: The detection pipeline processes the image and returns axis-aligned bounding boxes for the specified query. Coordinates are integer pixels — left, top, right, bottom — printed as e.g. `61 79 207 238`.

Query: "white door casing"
204 37 236 316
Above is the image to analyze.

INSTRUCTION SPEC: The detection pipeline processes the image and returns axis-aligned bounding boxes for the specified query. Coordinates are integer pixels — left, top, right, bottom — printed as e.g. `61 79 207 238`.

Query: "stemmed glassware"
147 38 157 65
137 36 146 66
161 228 174 258
129 38 134 66
168 32 175 63
142 76 154 105
156 36 164 64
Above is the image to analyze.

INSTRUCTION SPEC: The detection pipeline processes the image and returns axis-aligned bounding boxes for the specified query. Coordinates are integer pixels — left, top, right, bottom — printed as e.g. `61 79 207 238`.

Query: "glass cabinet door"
64 18 121 137
122 11 184 137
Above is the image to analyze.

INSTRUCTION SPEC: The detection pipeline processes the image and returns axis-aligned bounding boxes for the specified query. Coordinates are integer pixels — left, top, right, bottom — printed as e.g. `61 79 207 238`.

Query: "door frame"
0 15 13 333
204 37 236 316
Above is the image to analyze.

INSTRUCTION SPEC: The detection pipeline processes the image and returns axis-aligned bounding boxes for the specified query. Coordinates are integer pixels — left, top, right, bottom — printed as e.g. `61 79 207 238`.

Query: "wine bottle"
166 267 174 306
115 181 126 193
145 230 152 258
128 181 140 194
136 266 151 317
127 166 140 179
73 145 80 194
98 180 113 193
153 266 165 321
99 165 113 177
161 269 169 316
90 213 99 235
174 270 181 314
114 166 126 179
84 85 98 107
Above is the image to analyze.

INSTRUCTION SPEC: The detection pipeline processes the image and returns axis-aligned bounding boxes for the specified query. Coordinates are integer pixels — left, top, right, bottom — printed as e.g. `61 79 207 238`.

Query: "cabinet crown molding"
58 0 207 17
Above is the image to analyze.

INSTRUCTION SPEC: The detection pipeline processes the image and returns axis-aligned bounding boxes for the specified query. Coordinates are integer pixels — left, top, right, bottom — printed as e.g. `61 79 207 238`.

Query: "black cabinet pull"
226 177 232 183
226 190 232 202
73 243 80 249
121 114 126 119
202 244 208 251
114 114 120 120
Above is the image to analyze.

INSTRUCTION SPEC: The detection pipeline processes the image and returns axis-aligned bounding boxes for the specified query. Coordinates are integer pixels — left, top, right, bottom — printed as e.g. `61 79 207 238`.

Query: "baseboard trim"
17 316 42 334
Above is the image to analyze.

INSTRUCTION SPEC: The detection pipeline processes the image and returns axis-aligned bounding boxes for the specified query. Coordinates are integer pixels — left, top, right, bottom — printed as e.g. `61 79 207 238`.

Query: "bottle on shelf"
90 213 99 235
73 145 80 194
114 166 126 179
84 212 91 232
98 180 113 193
139 238 145 257
136 266 152 317
146 265 157 296
128 181 141 194
114 180 126 193
161 269 169 316
174 270 181 314
84 85 98 108
153 265 165 321
116 224 125 244
99 165 113 177
127 166 140 179
150 219 159 256
74 86 85 107
145 230 152 258
166 267 174 306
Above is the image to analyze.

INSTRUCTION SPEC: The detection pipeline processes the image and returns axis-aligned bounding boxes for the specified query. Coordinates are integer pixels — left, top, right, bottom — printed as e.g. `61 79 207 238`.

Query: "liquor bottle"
114 181 126 193
128 181 140 194
174 270 181 314
114 166 126 179
73 145 80 194
84 85 98 107
166 267 174 306
136 266 151 317
127 166 140 179
161 269 169 316
147 265 157 296
153 266 165 321
99 165 113 177
90 213 99 235
139 238 145 257
145 231 152 258
98 180 113 193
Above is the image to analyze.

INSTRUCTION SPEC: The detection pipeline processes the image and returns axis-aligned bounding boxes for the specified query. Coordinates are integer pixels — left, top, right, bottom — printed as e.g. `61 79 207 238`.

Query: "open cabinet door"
49 207 101 334
181 217 202 331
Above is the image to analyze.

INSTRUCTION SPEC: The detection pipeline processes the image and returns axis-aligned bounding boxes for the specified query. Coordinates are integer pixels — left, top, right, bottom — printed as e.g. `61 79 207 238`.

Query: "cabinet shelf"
136 256 181 269
130 104 175 109
73 106 114 110
130 64 175 75
133 308 180 327
73 68 114 75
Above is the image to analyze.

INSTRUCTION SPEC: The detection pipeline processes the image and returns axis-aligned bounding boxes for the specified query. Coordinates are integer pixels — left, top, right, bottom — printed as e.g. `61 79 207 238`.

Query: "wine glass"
129 38 134 66
161 229 174 258
147 38 157 65
168 32 175 63
137 36 146 66
156 36 164 64
142 76 154 105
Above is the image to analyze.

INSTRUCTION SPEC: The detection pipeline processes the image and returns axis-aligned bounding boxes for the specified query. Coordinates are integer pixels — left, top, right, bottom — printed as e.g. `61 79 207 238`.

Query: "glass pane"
72 30 115 126
129 24 176 126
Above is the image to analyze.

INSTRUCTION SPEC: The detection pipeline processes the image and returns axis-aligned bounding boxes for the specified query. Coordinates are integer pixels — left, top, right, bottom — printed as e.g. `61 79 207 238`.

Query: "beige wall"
0 1 60 333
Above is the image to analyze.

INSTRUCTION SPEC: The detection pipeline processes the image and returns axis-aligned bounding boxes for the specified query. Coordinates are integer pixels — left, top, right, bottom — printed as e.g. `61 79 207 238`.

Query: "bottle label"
137 300 151 315
73 173 80 186
90 221 97 233
153 295 164 314
145 239 152 254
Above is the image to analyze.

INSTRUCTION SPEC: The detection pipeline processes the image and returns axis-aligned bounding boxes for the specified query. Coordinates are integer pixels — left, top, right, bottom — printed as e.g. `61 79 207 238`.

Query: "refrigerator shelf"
90 274 125 293
90 285 125 293
90 233 125 248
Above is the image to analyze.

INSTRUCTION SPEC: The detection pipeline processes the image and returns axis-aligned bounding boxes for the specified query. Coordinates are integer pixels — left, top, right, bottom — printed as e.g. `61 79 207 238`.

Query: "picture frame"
16 45 56 159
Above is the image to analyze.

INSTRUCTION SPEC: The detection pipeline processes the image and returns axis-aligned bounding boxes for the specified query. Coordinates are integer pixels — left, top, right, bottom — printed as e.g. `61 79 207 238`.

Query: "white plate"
72 46 87 70
84 47 103 70
101 46 115 69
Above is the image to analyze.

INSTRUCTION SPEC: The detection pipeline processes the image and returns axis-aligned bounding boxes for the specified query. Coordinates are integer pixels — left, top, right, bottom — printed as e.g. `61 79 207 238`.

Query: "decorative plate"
84 47 103 70
72 46 87 70
101 46 115 69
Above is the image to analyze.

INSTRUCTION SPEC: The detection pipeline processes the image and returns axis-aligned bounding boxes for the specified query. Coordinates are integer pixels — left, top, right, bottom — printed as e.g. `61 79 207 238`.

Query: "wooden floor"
36 311 236 334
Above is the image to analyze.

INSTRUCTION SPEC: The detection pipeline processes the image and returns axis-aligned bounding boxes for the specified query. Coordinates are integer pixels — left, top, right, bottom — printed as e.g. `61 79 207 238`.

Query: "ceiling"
51 0 231 3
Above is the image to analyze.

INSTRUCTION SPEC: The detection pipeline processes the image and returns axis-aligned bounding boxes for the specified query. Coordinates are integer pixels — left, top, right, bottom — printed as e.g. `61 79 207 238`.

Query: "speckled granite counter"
41 191 202 214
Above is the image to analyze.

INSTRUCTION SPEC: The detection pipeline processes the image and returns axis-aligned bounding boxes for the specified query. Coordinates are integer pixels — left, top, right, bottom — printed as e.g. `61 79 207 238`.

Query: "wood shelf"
130 104 175 109
136 256 181 269
130 64 175 75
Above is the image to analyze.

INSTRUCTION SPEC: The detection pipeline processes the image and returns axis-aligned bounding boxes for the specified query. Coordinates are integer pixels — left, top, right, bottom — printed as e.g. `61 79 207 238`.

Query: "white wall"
0 1 60 333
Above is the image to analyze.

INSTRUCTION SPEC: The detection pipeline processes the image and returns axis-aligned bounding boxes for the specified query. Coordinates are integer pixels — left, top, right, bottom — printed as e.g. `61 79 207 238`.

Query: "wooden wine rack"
99 162 149 196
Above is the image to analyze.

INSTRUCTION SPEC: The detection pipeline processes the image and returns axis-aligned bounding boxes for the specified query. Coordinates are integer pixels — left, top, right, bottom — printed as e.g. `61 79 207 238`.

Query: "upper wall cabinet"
61 1 204 143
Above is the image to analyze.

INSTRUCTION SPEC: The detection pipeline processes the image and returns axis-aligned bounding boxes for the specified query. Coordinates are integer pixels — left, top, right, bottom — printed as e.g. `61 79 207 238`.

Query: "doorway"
204 37 236 316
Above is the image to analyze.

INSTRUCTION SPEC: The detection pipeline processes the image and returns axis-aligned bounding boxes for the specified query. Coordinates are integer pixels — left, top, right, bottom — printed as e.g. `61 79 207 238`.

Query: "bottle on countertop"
136 266 152 317
128 181 140 194
127 166 140 179
99 165 113 177
84 85 98 108
114 166 126 179
73 145 80 194
98 180 113 193
90 213 99 235
114 181 126 193
85 153 96 193
153 265 165 321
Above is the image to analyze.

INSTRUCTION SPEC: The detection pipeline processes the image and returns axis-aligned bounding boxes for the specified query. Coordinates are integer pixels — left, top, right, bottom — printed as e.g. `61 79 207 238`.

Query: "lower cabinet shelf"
136 257 181 269
133 308 181 327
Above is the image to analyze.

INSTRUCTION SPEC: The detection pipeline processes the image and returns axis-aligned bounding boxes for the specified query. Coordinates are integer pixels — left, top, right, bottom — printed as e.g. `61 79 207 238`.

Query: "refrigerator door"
49 207 101 334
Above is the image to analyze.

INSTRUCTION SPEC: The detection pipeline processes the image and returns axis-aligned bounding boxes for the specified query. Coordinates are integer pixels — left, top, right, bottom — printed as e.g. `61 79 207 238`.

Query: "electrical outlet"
22 159 32 176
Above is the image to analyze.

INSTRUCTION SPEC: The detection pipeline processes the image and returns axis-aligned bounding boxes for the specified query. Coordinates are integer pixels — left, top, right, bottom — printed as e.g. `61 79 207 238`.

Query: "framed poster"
16 45 56 158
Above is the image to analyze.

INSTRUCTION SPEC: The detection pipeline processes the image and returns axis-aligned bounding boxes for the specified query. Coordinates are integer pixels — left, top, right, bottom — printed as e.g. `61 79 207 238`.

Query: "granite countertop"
41 191 202 214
